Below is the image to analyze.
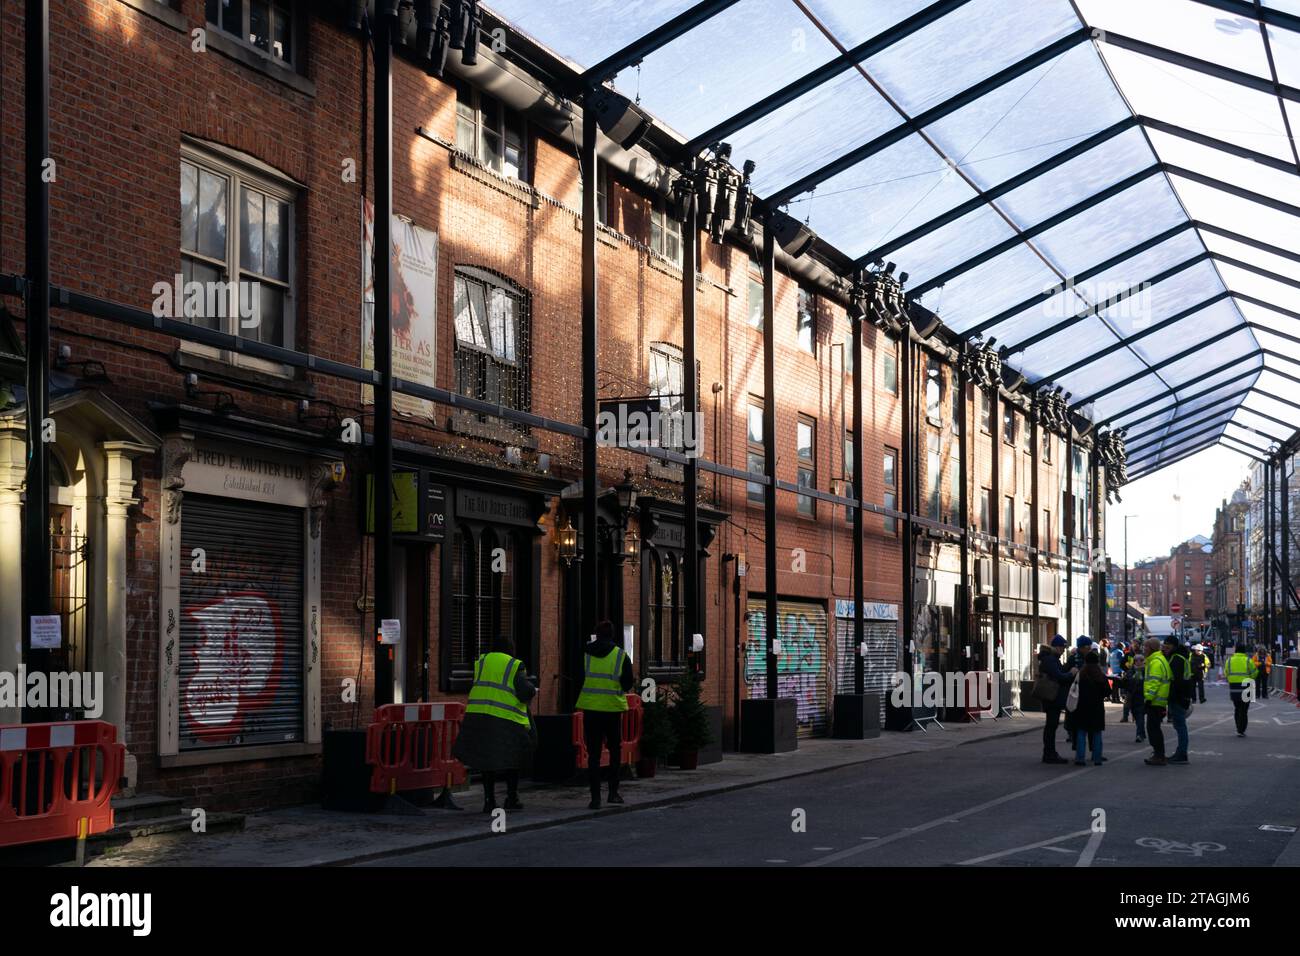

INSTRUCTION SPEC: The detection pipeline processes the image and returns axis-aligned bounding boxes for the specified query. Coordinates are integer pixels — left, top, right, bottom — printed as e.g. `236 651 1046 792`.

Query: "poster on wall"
362 199 437 418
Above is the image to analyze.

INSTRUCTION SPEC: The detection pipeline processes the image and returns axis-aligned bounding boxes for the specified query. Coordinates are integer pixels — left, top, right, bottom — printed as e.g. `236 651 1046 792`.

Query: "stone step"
110 793 184 825
89 811 245 856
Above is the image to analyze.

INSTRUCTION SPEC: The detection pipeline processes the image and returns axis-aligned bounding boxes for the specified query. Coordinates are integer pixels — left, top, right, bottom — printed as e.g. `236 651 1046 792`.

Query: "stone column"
98 441 151 743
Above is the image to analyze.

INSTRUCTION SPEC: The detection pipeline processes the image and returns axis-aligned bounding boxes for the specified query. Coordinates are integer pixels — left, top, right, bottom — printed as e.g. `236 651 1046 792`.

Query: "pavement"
89 706 1045 867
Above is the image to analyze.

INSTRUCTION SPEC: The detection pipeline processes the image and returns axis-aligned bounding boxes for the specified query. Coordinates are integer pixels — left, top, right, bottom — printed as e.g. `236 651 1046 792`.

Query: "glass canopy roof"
484 0 1300 476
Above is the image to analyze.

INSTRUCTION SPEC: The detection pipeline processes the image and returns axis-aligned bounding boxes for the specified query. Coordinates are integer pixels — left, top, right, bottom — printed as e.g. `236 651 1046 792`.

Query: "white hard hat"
1193 644 1204 652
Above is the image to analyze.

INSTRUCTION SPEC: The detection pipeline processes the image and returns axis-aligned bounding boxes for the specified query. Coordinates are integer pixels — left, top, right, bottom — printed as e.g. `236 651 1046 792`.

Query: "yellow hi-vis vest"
466 652 530 726
576 646 629 712
1144 651 1171 708
1226 652 1257 688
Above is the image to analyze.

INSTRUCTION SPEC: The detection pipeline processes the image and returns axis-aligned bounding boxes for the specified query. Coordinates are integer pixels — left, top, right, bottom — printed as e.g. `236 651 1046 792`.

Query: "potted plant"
636 699 677 778
666 667 714 770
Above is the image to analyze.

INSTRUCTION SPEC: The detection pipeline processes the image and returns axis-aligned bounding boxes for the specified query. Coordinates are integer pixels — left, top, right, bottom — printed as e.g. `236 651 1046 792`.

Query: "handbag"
1065 676 1080 713
1031 673 1060 703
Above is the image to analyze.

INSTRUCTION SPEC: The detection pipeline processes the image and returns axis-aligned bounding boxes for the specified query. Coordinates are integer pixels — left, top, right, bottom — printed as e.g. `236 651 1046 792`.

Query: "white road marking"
1267 753 1300 759
957 828 1091 865
806 708 1240 868
1135 837 1225 857
1076 827 1106 868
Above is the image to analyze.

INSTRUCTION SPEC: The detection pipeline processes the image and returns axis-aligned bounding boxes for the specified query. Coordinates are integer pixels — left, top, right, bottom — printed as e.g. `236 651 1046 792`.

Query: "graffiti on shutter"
744 600 829 736
835 620 899 724
180 494 305 750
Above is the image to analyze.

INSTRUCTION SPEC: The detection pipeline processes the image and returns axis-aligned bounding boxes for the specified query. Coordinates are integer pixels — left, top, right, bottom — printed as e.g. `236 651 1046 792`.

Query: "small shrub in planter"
666 667 713 770
637 700 677 778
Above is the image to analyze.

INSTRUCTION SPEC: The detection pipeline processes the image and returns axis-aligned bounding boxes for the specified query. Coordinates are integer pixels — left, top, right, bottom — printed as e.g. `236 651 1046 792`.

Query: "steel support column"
1092 449 1105 641
901 331 915 673
959 359 971 666
1283 452 1292 651
852 311 865 694
991 385 1002 676
1030 402 1041 647
372 8 395 707
1066 429 1075 641
682 160 700 665
21 0 53 716
762 227 778 698
580 100 600 645
1266 454 1275 649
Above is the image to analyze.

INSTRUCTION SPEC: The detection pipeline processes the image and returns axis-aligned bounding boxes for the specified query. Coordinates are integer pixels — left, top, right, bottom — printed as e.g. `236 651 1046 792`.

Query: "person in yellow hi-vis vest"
578 620 635 810
1142 637 1171 766
1225 644 1260 737
453 635 536 813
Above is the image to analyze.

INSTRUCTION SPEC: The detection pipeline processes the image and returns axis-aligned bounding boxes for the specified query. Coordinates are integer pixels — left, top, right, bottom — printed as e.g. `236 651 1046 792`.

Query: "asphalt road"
362 688 1300 867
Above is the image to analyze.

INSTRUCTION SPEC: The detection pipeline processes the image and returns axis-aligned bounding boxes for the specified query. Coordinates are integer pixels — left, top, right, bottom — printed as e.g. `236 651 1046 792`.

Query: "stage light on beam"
589 87 652 151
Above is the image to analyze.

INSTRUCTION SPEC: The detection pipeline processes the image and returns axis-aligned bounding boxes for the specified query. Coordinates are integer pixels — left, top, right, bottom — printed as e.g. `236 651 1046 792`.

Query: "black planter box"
700 705 724 764
322 729 383 812
740 698 798 753
832 693 882 739
530 714 578 782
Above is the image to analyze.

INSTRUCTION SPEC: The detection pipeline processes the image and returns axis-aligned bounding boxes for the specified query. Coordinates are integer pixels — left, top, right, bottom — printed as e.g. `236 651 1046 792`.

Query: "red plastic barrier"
1284 667 1295 698
0 721 124 848
572 695 642 768
365 702 468 795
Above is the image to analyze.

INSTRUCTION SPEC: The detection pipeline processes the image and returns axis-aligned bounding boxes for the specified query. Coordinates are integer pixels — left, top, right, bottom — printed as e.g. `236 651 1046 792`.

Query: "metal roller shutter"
745 599 829 737
835 620 899 724
179 494 305 750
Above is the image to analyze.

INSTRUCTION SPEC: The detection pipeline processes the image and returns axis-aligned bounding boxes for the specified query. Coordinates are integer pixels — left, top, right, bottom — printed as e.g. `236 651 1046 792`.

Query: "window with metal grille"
454 78 528 181
453 266 530 430
180 145 296 365
449 527 517 681
206 0 297 66
797 416 816 516
646 550 686 673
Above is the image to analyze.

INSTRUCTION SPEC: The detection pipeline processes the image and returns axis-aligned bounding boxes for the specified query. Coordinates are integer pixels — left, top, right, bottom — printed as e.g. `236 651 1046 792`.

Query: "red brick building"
0 1 1095 809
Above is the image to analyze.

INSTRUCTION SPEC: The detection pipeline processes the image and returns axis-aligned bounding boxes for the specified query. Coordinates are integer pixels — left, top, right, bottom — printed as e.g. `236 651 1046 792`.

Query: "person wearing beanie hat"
1036 636 1077 764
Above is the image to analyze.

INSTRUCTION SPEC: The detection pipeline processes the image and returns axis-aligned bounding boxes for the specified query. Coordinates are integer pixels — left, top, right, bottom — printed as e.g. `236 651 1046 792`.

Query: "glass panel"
1148 129 1300 210
1236 390 1300 426
1099 45 1293 160
1266 22 1300 87
466 279 489 348
861 0 1080 116
1100 260 1227 340
180 162 198 253
249 0 270 52
1129 297 1244 365
1218 264 1300 316
1264 1 1300 15
937 247 1059 334
478 0 698 66
1031 174 1187 276
272 1 292 61
881 204 1015 289
616 0 843 140
196 168 228 261
1202 234 1300 290
240 188 264 274
1174 177 1300 259
1090 375 1169 422
1076 0 1272 77
924 43 1132 191
453 276 474 344
181 257 225 330
247 281 283 345
264 196 287 281
1158 328 1259 385
747 405 763 444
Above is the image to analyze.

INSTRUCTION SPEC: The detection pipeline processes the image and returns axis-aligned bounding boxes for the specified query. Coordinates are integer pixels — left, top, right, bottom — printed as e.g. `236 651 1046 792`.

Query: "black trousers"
1231 690 1250 734
482 770 518 803
583 709 622 796
1043 704 1064 757
1193 673 1205 702
1260 673 1270 698
1146 707 1166 759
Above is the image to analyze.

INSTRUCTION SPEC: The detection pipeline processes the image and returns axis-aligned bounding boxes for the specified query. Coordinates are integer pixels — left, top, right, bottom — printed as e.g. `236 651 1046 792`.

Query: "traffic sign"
1171 602 1182 614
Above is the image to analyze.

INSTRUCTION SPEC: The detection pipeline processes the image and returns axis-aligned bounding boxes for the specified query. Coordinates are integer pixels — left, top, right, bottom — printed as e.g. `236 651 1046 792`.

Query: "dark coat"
1037 645 1074 709
1073 674 1108 733
451 657 537 773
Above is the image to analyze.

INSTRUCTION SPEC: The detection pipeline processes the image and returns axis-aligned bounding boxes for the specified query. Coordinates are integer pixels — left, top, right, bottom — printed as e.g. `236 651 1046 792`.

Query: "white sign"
691 633 704 652
379 619 402 646
30 615 62 650
623 624 634 663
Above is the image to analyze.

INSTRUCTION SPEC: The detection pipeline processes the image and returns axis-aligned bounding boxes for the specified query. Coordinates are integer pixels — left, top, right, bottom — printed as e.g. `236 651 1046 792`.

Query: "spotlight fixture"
421 0 452 76
768 209 817 259
688 143 755 244
397 0 415 41
589 87 652 151
911 307 941 340
347 0 367 30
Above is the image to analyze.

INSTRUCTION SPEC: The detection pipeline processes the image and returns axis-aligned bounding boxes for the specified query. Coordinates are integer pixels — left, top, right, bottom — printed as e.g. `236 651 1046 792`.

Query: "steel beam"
855 118 1139 267
763 28 1092 209
581 0 742 85
581 96 600 649
1069 333 1245 410
1105 358 1262 430
763 224 778 699
682 158 700 666
1098 31 1300 103
683 0 978 157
